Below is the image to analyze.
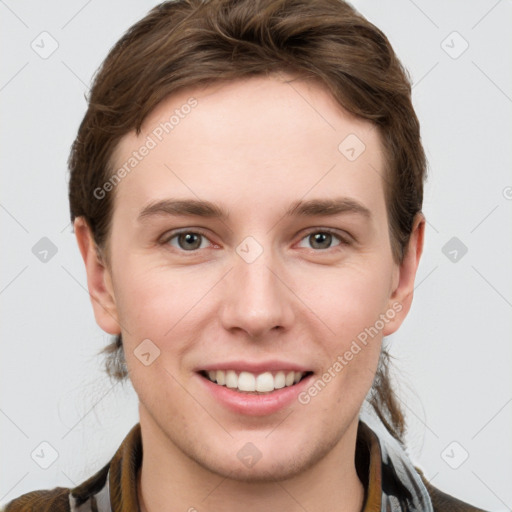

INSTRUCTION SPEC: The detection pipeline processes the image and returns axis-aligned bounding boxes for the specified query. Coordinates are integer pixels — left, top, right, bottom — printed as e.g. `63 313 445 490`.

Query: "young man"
5 0 488 510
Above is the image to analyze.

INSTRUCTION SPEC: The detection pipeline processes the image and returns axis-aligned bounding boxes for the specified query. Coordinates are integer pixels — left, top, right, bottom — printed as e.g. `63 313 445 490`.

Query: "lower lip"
197 373 314 416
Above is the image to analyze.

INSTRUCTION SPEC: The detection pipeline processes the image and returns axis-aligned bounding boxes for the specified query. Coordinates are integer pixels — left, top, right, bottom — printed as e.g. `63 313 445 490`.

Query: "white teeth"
216 370 226 386
204 369 307 393
274 371 285 389
238 371 256 391
225 370 237 389
256 372 274 392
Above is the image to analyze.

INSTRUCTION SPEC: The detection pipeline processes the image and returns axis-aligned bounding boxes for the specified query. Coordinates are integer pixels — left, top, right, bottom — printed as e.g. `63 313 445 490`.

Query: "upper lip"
197 360 313 374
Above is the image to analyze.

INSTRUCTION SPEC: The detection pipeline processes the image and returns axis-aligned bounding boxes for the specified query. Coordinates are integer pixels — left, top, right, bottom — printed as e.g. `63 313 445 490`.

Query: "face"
76 74 422 482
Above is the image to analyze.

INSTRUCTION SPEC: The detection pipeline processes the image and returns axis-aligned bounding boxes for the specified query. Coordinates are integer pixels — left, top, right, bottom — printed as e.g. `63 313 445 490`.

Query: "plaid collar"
69 415 432 512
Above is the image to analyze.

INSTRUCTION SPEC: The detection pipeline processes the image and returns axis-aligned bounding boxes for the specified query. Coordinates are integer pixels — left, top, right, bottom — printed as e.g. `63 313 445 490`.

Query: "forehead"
110 74 386 223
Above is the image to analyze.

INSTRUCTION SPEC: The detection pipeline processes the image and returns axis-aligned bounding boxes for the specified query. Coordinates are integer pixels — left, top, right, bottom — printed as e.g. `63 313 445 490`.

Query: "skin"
75 74 424 512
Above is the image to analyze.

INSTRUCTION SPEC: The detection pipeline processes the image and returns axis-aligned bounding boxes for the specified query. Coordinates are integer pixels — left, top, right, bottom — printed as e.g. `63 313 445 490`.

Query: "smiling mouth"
199 369 314 394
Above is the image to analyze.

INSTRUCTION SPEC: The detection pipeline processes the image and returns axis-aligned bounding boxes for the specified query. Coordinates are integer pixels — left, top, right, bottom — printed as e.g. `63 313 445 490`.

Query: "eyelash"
159 228 351 253
297 229 351 250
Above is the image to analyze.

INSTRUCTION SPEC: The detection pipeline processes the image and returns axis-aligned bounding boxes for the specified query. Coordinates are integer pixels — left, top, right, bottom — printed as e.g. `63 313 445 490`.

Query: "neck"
137 408 365 512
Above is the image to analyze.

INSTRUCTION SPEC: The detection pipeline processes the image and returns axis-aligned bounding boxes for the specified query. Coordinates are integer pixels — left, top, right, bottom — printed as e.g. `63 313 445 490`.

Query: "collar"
69 417 431 512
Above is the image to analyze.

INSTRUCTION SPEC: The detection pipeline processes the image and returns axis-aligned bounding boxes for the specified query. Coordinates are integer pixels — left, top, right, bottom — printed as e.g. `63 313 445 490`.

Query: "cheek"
112 261 220 349
304 262 393 340
115 267 205 401
297 269 388 414
303 263 391 385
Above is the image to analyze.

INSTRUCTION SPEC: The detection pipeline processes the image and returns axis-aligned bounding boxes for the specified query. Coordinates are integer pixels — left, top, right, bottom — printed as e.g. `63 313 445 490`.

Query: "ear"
382 213 425 336
73 217 121 335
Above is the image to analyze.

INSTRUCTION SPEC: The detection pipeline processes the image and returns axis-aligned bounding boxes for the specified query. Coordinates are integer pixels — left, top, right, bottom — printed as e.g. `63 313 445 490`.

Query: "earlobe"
73 217 121 335
382 213 425 336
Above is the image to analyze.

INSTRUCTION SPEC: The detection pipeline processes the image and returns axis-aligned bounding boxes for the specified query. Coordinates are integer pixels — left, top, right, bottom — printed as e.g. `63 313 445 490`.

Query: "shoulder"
3 461 110 512
427 485 489 512
3 424 140 512
418 471 489 512
2 487 71 512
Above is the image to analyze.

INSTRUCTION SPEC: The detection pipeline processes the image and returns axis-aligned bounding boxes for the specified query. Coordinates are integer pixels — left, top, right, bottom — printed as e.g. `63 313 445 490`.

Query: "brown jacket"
3 422 488 512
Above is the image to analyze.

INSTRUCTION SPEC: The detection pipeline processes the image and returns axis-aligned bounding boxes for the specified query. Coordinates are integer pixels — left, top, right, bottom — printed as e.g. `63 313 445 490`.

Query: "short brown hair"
68 0 426 443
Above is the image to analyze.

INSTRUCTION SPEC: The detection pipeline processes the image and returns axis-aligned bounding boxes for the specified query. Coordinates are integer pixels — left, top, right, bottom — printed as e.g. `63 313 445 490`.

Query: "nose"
219 248 295 340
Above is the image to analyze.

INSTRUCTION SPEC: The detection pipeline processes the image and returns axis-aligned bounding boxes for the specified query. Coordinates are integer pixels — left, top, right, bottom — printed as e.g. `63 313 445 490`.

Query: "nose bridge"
220 244 293 338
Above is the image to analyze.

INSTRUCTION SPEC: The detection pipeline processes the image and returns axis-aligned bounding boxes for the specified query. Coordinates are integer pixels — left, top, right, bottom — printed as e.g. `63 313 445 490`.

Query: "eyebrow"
137 197 371 222
285 198 371 219
138 199 229 222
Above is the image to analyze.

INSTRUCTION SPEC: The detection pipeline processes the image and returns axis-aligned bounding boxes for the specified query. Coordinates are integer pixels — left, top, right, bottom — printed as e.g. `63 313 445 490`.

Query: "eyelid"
297 227 352 247
159 228 216 248
159 227 353 252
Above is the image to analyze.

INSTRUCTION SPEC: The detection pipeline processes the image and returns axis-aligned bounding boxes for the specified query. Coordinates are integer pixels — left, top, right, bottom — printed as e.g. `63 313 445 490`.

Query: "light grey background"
1 0 511 510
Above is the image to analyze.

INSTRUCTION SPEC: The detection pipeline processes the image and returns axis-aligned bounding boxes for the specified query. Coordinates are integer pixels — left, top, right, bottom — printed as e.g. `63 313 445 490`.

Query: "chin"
186 431 336 484
200 452 315 483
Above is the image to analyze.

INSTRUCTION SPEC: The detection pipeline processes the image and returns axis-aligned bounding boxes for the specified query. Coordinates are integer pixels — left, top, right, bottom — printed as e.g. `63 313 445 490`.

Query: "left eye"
166 232 211 251
297 231 343 250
